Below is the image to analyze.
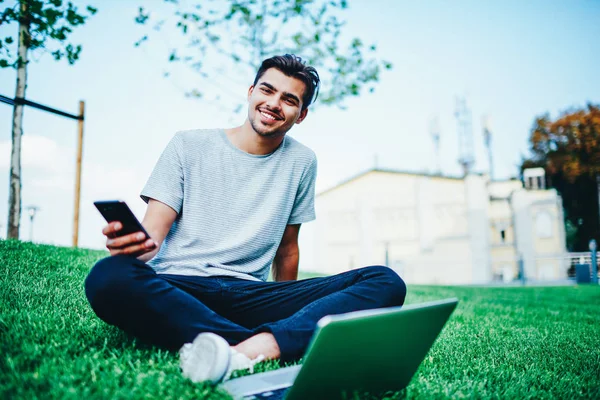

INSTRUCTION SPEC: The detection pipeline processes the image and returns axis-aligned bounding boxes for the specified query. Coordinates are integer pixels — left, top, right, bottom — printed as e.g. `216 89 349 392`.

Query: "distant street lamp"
26 206 40 242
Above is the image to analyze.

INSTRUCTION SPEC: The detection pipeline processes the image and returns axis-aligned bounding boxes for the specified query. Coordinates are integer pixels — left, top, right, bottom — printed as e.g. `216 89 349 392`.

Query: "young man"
85 54 406 384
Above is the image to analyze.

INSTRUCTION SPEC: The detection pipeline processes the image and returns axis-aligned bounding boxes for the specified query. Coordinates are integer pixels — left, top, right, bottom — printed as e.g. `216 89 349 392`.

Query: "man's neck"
225 121 285 155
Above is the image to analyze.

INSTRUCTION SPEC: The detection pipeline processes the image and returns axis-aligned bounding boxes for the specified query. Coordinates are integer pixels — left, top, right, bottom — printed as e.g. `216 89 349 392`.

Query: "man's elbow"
274 246 300 280
277 243 299 259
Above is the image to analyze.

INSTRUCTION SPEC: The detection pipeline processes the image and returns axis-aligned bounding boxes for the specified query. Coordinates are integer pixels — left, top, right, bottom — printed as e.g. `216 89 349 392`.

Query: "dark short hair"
253 54 320 111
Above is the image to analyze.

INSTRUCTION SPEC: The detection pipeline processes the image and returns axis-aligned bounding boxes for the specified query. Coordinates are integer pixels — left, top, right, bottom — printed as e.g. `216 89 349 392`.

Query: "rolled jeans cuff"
255 323 309 362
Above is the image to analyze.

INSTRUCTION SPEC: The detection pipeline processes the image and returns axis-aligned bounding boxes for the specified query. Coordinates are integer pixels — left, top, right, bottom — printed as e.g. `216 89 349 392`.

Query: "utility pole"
73 100 85 247
596 174 600 229
483 115 494 181
429 116 441 175
1 94 86 247
455 96 474 177
591 239 598 285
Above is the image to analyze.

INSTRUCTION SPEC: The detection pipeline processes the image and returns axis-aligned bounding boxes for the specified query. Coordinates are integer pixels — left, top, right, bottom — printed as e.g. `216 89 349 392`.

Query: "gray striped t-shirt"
140 128 317 281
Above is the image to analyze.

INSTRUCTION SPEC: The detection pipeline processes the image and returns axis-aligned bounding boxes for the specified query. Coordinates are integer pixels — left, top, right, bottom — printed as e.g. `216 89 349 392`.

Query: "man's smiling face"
247 68 308 138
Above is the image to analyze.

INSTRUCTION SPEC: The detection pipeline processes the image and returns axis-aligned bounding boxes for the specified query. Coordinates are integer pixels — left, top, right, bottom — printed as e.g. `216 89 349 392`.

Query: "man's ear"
295 108 308 124
247 85 254 100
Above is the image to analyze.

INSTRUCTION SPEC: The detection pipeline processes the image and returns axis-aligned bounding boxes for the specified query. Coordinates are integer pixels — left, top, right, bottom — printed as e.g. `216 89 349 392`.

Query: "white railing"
566 252 596 268
491 251 598 282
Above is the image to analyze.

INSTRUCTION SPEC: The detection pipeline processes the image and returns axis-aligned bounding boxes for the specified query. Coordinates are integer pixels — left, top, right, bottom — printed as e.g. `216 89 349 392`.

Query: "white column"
465 175 492 283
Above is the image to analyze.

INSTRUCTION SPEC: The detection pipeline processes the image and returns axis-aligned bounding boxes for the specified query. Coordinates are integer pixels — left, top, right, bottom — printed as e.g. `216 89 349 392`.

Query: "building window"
500 230 506 242
524 167 546 190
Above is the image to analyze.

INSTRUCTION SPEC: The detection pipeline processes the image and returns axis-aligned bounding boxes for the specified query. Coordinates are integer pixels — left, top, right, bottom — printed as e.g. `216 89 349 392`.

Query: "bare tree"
0 0 97 239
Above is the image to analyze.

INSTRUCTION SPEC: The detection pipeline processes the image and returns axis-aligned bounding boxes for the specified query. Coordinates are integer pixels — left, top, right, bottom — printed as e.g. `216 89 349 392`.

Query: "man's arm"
103 199 178 262
272 224 301 282
137 199 178 261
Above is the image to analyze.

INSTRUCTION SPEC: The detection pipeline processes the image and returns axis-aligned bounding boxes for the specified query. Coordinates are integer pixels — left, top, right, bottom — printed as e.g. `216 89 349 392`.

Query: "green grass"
1 239 599 399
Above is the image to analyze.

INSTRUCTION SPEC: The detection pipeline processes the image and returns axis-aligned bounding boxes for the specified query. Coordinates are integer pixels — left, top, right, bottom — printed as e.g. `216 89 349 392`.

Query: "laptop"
222 298 458 399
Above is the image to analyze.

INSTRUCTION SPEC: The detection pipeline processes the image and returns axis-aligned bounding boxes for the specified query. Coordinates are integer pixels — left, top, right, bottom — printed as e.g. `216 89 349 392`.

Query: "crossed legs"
85 255 407 361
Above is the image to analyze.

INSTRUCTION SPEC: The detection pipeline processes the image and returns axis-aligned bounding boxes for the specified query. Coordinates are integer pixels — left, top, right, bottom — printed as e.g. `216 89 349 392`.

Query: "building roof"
317 168 469 196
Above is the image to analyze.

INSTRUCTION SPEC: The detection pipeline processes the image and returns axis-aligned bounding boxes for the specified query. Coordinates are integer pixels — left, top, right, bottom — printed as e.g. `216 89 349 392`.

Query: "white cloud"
0 134 146 198
82 163 146 202
0 134 148 248
0 135 71 172
78 164 149 250
31 177 72 191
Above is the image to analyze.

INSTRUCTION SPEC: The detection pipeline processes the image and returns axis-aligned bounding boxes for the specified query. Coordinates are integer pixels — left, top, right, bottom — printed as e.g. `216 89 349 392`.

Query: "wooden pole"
73 100 85 247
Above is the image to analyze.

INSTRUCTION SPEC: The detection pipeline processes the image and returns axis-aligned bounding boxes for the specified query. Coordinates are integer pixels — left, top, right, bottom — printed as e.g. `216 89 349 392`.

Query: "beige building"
299 168 567 284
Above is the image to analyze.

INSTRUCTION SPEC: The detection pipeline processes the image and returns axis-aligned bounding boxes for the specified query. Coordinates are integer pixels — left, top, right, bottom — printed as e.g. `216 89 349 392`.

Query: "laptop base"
222 365 301 399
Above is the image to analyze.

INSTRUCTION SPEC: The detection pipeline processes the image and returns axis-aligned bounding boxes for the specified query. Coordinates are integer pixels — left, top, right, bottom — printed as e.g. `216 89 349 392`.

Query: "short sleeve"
140 133 184 214
288 155 317 225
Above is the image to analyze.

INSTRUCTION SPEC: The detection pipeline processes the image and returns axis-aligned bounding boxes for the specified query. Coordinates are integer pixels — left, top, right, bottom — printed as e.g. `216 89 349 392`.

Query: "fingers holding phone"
103 223 156 256
102 221 122 239
95 201 158 257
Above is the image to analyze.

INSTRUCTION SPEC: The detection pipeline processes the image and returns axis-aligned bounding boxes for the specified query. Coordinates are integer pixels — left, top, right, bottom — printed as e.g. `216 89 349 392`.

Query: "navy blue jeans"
84 255 407 361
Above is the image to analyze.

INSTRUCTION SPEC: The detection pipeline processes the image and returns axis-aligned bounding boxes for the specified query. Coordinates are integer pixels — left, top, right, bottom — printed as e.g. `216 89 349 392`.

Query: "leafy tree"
0 0 97 239
134 0 392 112
521 103 600 251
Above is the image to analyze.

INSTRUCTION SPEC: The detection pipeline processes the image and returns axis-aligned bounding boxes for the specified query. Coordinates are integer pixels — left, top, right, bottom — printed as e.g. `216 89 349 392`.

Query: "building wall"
488 180 522 282
298 170 568 284
301 171 479 284
511 189 568 281
465 175 492 283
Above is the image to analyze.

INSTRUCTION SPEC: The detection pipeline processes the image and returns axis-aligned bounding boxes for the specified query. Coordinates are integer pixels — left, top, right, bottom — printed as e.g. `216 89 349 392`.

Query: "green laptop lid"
285 298 458 399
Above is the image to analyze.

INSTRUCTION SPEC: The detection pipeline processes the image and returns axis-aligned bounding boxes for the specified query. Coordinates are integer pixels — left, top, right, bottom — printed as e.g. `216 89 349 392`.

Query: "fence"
491 251 599 283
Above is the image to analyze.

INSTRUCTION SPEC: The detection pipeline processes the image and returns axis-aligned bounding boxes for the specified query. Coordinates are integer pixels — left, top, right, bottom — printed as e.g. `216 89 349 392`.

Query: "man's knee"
84 255 134 314
364 265 407 307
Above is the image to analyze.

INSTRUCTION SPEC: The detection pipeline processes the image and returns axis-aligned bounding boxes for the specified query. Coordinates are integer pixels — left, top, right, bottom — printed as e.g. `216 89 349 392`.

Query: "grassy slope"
1 240 599 399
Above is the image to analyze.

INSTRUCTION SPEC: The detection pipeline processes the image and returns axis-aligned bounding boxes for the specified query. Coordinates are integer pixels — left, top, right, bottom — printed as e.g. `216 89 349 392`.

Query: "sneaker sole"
180 332 230 383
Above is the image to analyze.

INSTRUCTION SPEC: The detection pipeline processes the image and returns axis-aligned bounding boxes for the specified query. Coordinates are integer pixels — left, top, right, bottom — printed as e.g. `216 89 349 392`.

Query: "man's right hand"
103 221 157 257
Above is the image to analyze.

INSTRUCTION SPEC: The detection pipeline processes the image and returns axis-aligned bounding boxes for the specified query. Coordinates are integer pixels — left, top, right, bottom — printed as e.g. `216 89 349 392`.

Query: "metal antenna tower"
455 96 475 176
429 116 441 175
483 115 494 181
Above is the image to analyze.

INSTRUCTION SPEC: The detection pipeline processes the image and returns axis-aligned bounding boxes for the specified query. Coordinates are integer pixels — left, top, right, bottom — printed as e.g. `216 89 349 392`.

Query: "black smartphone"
93 200 150 239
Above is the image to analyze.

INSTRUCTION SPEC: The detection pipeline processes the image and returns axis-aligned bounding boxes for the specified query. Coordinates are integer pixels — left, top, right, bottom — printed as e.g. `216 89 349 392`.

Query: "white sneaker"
179 332 265 384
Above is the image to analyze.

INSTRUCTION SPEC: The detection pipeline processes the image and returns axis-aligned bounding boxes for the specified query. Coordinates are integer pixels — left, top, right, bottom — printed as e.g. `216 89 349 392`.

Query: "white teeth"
260 111 276 120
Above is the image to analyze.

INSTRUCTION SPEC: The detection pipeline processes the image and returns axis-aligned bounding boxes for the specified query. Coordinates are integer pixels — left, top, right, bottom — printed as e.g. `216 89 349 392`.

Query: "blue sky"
0 0 599 251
